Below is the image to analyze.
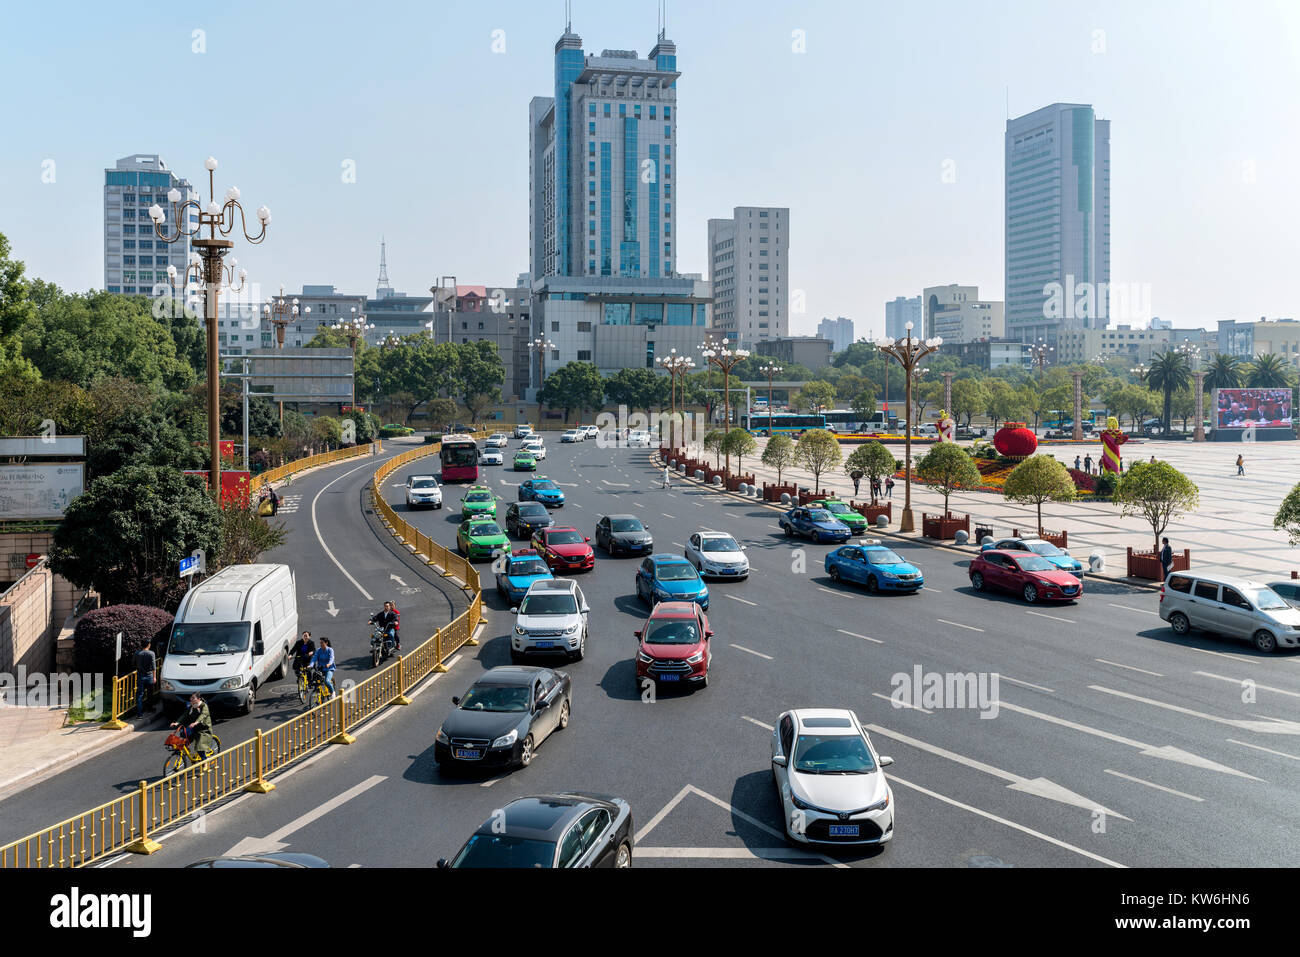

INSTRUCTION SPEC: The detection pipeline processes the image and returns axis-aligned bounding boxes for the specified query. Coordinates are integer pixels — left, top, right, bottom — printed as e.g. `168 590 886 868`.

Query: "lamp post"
700 338 750 471
1071 370 1085 441
656 349 695 446
529 336 556 426
1192 371 1207 442
759 363 783 435
331 314 374 410
941 371 955 424
875 322 943 533
151 155 270 499
1030 338 1054 378
262 286 309 425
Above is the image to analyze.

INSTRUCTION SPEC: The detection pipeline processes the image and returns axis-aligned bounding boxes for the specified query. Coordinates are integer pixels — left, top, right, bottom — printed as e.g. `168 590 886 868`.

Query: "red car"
531 526 595 573
635 601 713 690
969 549 1083 603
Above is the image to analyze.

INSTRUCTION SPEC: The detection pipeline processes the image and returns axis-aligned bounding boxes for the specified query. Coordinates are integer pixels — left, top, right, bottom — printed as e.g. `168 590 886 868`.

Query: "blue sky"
2 0 1297 335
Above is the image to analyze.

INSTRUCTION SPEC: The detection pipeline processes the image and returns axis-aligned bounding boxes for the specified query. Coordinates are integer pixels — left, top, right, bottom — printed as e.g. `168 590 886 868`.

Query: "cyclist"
170 692 215 759
310 638 337 697
289 630 315 680
369 601 400 653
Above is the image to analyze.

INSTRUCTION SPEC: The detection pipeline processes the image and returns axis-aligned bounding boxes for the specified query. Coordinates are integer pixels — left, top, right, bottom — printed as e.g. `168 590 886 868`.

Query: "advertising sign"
1213 388 1293 430
0 464 85 520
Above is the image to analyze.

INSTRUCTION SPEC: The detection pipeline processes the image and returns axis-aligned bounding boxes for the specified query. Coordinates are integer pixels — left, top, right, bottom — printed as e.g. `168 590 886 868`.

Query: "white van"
160 564 298 715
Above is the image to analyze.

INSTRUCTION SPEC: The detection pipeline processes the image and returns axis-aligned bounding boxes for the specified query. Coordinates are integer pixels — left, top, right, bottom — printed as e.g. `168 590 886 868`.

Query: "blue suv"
518 477 565 507
635 554 710 610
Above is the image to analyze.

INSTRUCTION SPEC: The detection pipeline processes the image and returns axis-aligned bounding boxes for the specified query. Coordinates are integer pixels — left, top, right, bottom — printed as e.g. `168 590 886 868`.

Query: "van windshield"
1252 589 1289 611
169 622 252 656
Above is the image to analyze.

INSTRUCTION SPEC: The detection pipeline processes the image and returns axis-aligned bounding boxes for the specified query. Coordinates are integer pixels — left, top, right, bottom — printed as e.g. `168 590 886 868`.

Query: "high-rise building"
923 284 1004 344
707 207 789 347
103 154 198 296
1005 103 1110 344
885 296 922 340
816 316 854 352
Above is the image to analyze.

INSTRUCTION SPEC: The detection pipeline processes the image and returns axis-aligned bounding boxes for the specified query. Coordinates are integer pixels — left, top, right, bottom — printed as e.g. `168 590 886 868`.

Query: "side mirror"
772 755 787 768
634 630 643 639
580 604 590 613
705 630 714 639
253 639 265 656
879 755 894 767
584 537 591 543
510 607 519 615
451 696 460 706
436 858 449 869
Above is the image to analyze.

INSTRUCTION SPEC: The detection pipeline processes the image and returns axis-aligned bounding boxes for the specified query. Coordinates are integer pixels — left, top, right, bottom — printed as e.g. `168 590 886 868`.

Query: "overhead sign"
0 464 85 520
0 436 86 457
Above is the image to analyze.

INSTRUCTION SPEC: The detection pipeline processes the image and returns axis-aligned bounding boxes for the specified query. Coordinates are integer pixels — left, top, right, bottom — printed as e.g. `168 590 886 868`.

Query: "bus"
740 412 827 435
439 434 480 482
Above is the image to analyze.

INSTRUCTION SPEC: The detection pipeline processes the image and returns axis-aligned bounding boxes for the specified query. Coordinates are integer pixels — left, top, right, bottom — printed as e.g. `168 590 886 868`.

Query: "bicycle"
162 729 223 777
304 665 335 710
294 663 313 704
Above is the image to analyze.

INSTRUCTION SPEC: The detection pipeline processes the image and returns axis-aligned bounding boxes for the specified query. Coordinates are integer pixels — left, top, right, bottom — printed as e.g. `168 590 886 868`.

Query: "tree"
913 380 942 423
761 433 794 484
1003 454 1077 534
1272 483 1300 545
86 406 205 477
605 367 669 417
845 441 896 503
793 429 842 493
683 369 725 424
949 379 990 429
985 379 1027 431
722 428 757 474
539 361 604 423
220 391 282 441
1246 352 1296 388
849 389 876 423
1114 460 1200 553
1143 350 1192 435
456 339 506 422
835 373 872 403
0 231 39 377
310 415 343 448
426 398 459 428
49 466 222 608
1204 352 1245 391
1107 384 1158 433
1170 387 1196 433
916 442 982 514
216 501 288 568
703 429 726 468
795 380 836 415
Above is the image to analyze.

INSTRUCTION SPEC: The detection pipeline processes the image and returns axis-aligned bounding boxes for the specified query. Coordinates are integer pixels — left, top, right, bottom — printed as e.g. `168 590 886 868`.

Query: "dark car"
506 501 555 538
438 793 634 868
594 514 653 556
434 666 572 771
779 506 852 544
186 853 329 868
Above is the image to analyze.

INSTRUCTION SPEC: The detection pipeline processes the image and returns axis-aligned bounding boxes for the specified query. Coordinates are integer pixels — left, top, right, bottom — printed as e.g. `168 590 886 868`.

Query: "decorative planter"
726 473 756 492
1126 547 1190 580
922 512 970 540
993 422 1038 458
763 482 797 503
1014 528 1069 548
851 501 892 524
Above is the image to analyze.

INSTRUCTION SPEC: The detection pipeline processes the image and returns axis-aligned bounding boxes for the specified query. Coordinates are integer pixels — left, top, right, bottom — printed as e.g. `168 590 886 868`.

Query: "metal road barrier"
1 434 488 868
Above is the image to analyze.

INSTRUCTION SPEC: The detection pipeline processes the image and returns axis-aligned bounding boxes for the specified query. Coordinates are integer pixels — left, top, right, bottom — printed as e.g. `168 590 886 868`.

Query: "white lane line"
633 502 644 508
1096 659 1164 677
313 459 383 601
1088 684 1300 734
837 629 883 644
1001 676 1055 694
672 542 685 548
1184 646 1266 665
635 847 831 861
1194 671 1300 699
742 715 774 731
661 513 676 519
1026 610 1074 624
1103 769 1204 802
936 618 984 632
726 595 759 606
730 643 773 660
923 586 942 593
1226 739 1300 761
480 777 502 788
1108 602 1157 616
573 503 583 508
871 692 932 714
886 774 1125 868
816 587 849 599
634 785 693 844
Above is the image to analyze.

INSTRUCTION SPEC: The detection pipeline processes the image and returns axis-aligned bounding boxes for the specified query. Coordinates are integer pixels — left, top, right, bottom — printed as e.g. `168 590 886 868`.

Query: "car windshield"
533 480 558 491
792 733 877 774
807 509 834 522
509 559 550 577
443 447 477 466
168 622 251 656
459 684 530 712
701 536 740 552
644 619 700 644
516 453 533 459
1028 542 1064 557
1014 555 1055 572
469 523 502 537
517 504 548 517
610 519 644 532
822 502 850 514
864 548 905 565
1252 589 1289 611
656 562 698 581
547 531 583 546
466 492 493 503
452 834 555 868
412 479 438 489
520 593 578 615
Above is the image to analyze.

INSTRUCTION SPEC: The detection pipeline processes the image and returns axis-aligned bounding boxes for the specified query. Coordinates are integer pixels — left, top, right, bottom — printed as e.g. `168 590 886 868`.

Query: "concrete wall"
0 534 81 675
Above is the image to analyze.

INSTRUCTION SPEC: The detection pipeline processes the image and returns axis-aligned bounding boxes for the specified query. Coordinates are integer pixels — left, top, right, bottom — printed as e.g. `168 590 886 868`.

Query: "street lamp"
151 155 270 499
262 287 310 425
700 337 750 471
331 314 374 409
529 336 556 426
656 349 695 446
1030 338 1054 377
758 363 783 435
875 322 943 533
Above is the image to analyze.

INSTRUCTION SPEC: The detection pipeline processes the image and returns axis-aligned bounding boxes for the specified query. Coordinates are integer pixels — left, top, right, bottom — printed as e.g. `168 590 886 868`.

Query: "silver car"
1159 572 1300 653
511 579 590 662
684 530 749 580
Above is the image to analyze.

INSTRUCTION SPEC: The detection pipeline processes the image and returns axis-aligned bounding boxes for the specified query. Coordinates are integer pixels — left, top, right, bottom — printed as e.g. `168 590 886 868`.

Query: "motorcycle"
370 623 397 666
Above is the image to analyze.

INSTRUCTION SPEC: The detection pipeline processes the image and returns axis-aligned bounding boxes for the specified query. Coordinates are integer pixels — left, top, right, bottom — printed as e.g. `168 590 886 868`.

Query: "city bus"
439 434 480 482
740 412 827 435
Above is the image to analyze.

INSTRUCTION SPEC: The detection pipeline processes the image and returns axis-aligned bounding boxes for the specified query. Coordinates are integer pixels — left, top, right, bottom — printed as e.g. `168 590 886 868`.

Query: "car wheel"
829 565 841 581
518 734 535 767
1022 583 1038 603
271 649 288 681
866 575 879 594
784 525 793 537
558 699 570 729
614 841 632 868
571 635 585 661
240 681 255 715
1168 611 1190 635
1253 629 1278 654
699 670 709 689
970 572 985 591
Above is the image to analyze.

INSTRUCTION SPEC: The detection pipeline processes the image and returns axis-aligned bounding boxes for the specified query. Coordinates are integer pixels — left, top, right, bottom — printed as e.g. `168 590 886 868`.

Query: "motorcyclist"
370 601 400 653
170 692 215 759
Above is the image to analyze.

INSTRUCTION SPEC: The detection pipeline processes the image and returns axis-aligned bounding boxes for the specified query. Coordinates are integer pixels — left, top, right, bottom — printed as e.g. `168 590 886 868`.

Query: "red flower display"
993 422 1038 458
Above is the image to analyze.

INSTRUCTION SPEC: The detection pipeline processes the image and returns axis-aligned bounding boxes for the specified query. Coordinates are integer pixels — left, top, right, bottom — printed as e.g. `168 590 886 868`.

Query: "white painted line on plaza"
633 502 644 508
838 629 884 644
1103 769 1204 802
1000 676 1055 693
223 774 388 857
923 586 942 593
1096 658 1164 677
730 643 773 660
1194 671 1300 699
727 595 759 606
1107 602 1157 616
886 774 1125 868
312 459 383 601
817 587 849 599
936 618 984 632
573 503 583 508
1226 738 1300 761
602 480 631 487
1026 610 1074 624
742 715 774 731
1088 684 1300 735
871 692 932 714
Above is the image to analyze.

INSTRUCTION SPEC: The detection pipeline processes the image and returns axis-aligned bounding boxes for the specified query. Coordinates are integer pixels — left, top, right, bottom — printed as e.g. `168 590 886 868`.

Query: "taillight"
1158 585 1165 601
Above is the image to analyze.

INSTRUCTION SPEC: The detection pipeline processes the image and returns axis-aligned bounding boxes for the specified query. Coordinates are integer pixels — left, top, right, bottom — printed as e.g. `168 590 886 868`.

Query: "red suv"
969 549 1083 603
634 601 713 690
532 526 595 572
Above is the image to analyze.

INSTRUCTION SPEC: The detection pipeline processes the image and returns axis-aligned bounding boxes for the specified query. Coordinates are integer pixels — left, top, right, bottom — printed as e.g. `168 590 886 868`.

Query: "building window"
664 184 671 197
577 321 592 332
588 122 595 134
664 164 670 178
589 161 595 175
551 349 559 361
551 322 559 332
588 102 596 115
577 350 592 361
645 340 655 368
664 124 671 138
604 103 610 116
664 107 671 119
634 105 641 118
649 105 656 118
619 103 626 115
589 259 596 273
588 201 596 214
588 142 595 156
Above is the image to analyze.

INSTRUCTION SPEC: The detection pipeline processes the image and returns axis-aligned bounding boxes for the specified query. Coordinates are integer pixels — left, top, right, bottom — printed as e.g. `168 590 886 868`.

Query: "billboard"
0 464 85 520
1213 388 1293 430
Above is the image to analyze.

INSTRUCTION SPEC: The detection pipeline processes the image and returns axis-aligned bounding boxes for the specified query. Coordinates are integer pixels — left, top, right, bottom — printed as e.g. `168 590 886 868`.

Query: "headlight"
880 570 898 579
1037 579 1056 588
790 792 812 811
685 651 704 664
436 729 449 745
220 675 245 690
563 622 579 635
655 587 672 599
491 729 518 749
636 651 653 663
161 679 175 692
514 625 527 636
866 791 891 812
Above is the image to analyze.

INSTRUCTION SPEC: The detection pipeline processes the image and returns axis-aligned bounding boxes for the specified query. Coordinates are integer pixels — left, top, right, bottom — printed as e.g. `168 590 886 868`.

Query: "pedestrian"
1149 454 1156 464
851 470 863 498
1236 454 1245 476
1083 454 1093 475
134 641 157 716
1159 537 1173 580
268 485 279 516
870 476 881 501
1074 455 1081 471
662 465 671 489
885 475 895 499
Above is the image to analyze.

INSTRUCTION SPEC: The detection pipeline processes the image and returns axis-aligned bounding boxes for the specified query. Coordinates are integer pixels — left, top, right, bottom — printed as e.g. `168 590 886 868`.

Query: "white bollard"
954 529 969 545
875 514 888 528
780 492 792 506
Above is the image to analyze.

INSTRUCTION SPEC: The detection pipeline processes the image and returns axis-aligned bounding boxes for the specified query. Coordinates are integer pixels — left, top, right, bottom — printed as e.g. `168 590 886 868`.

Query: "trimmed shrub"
73 605 175 679
1094 471 1118 498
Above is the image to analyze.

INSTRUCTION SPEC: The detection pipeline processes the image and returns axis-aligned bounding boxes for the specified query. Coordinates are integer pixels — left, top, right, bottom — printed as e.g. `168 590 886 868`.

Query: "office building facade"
707 207 790 347
923 285 1004 344
104 154 198 296
816 316 854 353
885 295 922 340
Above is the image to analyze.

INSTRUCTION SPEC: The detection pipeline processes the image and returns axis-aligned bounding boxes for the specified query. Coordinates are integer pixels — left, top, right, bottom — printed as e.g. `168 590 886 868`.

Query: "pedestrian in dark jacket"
1083 454 1093 475
1160 537 1174 580
134 642 157 716
885 476 895 499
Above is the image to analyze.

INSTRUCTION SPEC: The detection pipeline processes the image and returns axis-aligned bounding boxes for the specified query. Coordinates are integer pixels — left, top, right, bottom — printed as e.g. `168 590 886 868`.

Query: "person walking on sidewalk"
1083 453 1093 475
662 465 671 489
1074 455 1082 471
268 485 279 516
134 641 157 716
1160 537 1174 580
885 475 895 499
1236 454 1245 476
851 470 863 498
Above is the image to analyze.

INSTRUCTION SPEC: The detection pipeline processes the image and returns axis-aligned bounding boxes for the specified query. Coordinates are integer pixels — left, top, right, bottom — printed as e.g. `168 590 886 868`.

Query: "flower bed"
900 457 1097 496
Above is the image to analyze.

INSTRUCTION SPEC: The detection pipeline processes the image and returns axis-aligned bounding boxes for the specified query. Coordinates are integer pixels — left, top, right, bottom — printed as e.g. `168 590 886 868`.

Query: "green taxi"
513 450 537 471
809 498 869 535
460 485 498 520
457 518 512 560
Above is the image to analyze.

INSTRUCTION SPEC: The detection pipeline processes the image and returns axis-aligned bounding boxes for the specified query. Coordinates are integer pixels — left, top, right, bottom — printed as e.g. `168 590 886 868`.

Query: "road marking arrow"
389 574 407 587
223 774 387 857
1089 684 1300 735
326 600 339 618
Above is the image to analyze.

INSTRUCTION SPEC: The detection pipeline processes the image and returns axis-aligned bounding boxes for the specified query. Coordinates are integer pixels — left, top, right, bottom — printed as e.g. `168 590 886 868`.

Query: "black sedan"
594 514 653 556
434 666 571 771
506 501 555 538
438 793 634 868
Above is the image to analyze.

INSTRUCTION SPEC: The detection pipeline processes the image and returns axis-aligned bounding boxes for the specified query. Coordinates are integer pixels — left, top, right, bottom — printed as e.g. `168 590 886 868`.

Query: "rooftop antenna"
377 237 393 298
565 0 571 32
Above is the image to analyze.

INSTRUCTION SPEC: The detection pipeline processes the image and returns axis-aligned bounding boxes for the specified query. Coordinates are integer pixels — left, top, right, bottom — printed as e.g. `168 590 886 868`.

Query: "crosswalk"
276 494 302 515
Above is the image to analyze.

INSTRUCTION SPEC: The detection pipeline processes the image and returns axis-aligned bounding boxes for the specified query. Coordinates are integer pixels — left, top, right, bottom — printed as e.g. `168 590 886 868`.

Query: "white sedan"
684 531 749 580
485 434 509 449
627 430 653 448
521 440 547 460
771 708 895 847
479 449 504 466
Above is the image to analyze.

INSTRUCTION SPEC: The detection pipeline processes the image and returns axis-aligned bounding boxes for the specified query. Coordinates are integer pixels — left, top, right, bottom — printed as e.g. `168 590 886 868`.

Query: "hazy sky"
2 0 1297 336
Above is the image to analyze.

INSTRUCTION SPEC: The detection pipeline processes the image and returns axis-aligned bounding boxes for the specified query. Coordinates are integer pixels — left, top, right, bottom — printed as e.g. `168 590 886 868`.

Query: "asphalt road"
31 435 1300 868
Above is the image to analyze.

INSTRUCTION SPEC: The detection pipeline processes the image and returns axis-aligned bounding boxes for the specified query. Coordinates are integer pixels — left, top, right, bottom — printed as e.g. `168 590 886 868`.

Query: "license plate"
659 673 681 681
535 641 555 648
453 749 481 760
829 824 859 837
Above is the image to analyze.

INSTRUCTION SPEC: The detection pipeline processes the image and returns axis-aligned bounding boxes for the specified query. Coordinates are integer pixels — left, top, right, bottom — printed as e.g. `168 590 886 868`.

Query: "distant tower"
376 237 394 300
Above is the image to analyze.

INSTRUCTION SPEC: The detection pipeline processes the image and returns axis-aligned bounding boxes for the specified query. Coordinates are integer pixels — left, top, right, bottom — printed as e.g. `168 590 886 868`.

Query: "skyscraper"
1005 103 1110 344
707 207 789 346
103 154 197 296
885 295 922 340
816 316 853 352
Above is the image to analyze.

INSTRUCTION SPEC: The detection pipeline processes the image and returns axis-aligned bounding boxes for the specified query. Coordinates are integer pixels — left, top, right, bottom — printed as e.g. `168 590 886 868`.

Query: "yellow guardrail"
2 433 488 868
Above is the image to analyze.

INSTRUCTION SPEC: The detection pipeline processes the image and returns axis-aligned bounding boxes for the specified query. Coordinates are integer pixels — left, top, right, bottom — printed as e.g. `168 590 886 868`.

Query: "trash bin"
975 525 993 542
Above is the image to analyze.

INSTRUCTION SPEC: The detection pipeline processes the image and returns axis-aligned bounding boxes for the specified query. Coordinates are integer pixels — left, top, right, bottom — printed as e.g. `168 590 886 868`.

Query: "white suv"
486 433 509 449
514 424 534 439
522 437 547 460
561 429 583 443
405 474 443 509
581 425 599 440
511 579 590 662
627 430 653 448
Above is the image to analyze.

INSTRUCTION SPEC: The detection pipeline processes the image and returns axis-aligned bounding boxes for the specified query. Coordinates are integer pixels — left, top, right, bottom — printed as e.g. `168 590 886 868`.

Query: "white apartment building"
707 206 789 347
816 316 854 352
885 296 922 340
923 284 1004 343
103 154 197 296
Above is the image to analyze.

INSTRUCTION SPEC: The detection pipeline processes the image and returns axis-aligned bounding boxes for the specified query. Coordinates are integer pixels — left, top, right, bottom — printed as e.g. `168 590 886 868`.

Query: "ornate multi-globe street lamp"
875 323 943 533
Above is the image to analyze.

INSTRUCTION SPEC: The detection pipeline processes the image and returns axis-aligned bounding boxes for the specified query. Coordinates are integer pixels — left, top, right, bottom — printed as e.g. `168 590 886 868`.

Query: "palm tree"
1245 352 1297 388
1143 351 1192 435
1203 352 1245 392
